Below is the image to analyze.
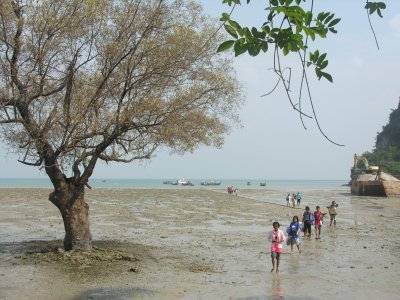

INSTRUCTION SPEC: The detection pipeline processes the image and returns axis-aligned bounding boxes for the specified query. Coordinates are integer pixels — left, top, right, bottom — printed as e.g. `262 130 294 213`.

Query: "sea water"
0 178 348 191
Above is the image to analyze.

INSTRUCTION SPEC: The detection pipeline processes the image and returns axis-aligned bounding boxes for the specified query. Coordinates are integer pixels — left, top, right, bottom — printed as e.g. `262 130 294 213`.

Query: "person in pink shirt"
267 221 286 273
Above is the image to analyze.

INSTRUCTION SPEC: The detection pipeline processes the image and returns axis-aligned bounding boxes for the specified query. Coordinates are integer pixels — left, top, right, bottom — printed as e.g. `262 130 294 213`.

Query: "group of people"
285 192 302 207
267 200 339 273
227 186 237 196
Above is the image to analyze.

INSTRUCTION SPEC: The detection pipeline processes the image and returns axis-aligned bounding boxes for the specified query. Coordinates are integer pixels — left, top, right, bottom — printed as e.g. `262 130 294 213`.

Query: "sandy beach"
0 186 399 300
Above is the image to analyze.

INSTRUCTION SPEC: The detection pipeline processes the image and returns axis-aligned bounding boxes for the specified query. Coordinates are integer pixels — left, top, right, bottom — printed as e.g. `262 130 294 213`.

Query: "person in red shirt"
313 206 327 239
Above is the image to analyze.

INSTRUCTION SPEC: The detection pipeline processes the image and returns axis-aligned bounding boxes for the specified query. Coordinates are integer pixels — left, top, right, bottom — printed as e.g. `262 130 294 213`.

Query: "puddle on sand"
204 219 265 233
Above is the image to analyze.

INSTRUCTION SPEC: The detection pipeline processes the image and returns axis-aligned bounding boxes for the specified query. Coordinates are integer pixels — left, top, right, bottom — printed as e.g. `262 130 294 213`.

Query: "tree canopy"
217 0 386 146
219 0 385 79
0 0 243 250
0 0 242 187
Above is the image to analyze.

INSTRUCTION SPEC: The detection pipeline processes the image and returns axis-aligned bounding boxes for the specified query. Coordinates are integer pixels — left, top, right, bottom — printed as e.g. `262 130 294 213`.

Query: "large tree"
0 0 242 250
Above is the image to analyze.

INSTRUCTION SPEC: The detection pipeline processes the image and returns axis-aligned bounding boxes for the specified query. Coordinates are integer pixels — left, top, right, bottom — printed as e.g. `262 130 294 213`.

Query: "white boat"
200 180 221 186
177 179 194 186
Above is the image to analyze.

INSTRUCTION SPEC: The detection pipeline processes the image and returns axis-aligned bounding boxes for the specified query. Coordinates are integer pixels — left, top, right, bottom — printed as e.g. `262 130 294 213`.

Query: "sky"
1 0 400 180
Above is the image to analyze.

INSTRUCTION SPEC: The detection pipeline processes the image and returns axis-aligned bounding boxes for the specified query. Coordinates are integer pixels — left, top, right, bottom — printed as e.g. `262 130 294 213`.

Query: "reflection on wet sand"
271 275 284 299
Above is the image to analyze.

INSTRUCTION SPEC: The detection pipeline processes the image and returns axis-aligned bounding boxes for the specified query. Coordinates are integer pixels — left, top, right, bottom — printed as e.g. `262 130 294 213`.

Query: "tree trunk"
49 183 92 251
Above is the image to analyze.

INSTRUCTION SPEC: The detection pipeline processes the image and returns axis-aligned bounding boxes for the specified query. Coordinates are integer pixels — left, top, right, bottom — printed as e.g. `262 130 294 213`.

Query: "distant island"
362 99 400 178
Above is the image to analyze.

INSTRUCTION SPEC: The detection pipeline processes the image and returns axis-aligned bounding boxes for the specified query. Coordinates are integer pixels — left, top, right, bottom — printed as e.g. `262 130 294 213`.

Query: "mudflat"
0 187 399 300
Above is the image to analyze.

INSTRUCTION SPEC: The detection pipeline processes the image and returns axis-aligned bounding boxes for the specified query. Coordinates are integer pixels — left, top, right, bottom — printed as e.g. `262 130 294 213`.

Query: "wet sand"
0 187 399 299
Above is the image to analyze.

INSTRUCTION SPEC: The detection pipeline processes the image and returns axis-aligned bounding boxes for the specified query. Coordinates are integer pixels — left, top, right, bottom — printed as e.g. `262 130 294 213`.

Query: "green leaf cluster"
365 1 386 18
217 0 341 83
222 0 250 5
307 50 332 82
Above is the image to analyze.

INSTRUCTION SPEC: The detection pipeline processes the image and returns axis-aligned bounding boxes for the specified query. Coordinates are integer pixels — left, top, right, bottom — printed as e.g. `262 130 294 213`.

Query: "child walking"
314 206 327 239
267 221 286 273
287 216 302 254
302 206 314 238
327 201 339 226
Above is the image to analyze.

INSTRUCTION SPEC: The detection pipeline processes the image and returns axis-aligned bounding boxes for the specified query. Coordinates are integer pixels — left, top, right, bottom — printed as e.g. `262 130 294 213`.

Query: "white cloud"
389 14 400 38
350 56 364 67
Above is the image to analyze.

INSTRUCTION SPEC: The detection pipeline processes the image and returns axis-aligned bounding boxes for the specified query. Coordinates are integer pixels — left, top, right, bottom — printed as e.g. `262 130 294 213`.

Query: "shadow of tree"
70 287 154 300
0 239 63 254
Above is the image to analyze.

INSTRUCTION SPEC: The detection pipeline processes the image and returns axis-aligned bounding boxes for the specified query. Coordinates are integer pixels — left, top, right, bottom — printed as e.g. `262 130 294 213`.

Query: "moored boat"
350 154 400 197
177 179 194 186
200 180 221 186
164 179 194 186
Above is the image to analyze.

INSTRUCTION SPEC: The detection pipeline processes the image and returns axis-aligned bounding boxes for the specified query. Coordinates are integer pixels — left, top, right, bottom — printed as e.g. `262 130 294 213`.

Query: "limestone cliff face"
375 100 400 150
